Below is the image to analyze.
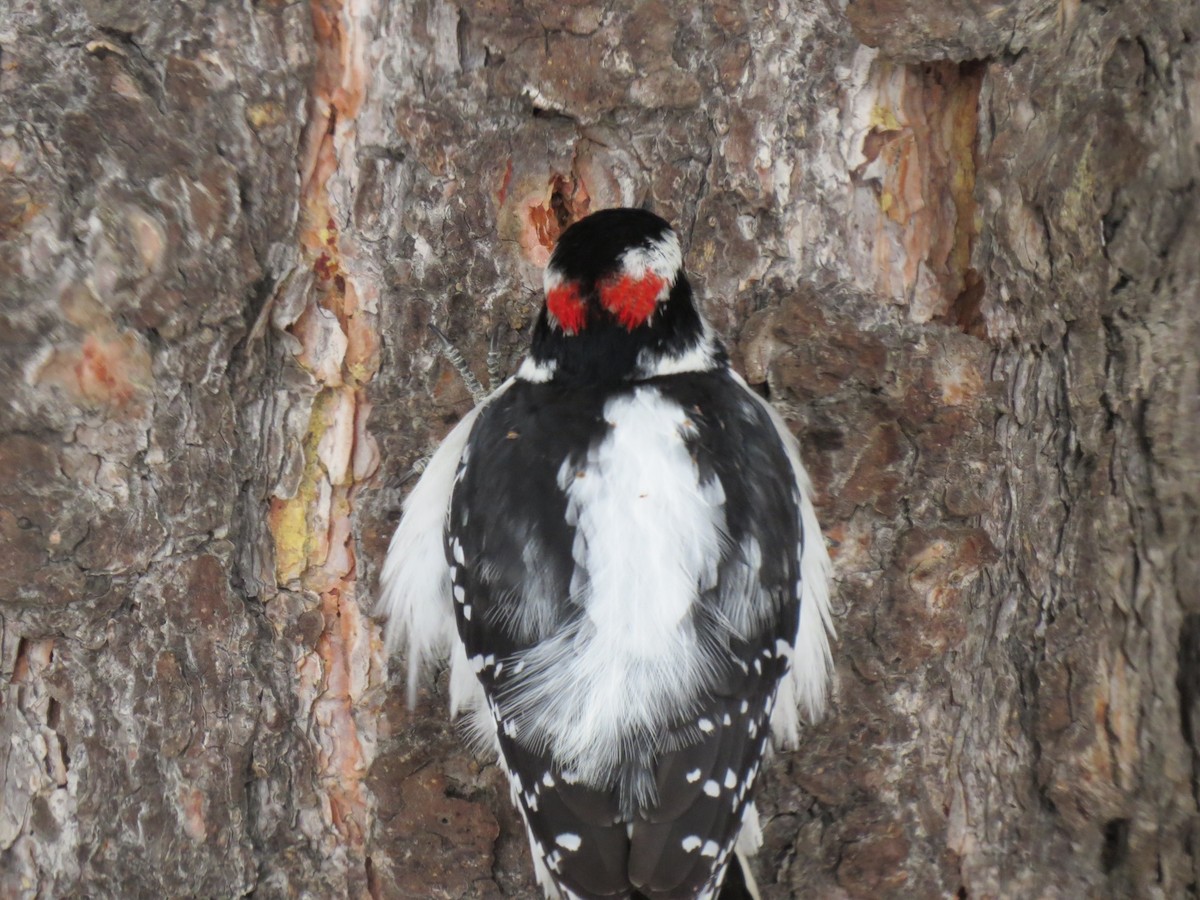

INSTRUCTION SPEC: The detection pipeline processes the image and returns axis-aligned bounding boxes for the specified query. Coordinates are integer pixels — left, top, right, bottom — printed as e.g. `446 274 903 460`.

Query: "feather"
376 379 513 707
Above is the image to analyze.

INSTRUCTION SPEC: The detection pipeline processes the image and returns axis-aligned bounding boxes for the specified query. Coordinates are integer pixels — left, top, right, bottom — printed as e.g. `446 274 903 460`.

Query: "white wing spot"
698 718 715 733
722 712 732 726
462 605 472 621
703 780 720 797
453 585 465 603
682 835 703 853
685 768 702 783
701 840 720 858
555 833 582 852
725 769 737 789
543 772 556 787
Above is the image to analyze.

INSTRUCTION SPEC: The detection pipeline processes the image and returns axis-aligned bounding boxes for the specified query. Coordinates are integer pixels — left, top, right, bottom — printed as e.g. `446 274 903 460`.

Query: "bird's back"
448 369 804 898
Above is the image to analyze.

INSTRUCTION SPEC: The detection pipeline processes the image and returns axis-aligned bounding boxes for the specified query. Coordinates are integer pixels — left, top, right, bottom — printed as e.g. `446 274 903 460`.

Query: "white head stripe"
543 228 683 296
618 230 682 285
543 264 566 296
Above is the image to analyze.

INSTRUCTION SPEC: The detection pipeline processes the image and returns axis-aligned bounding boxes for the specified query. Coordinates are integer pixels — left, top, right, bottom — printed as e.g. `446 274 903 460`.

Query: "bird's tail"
719 850 762 900
628 850 761 900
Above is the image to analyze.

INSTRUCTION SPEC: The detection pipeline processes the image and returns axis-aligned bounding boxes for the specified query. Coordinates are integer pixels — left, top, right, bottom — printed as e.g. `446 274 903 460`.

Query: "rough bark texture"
2 0 1198 897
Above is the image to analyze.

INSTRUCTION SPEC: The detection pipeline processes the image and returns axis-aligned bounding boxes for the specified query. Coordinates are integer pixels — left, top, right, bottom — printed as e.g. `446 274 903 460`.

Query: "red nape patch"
547 283 587 334
598 272 666 331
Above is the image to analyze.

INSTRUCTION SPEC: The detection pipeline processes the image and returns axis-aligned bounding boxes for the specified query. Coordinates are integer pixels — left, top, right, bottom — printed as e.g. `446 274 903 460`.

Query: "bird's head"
543 208 682 336
527 208 719 384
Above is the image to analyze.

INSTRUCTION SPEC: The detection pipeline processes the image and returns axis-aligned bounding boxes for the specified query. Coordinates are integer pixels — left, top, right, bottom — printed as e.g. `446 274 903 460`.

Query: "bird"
379 207 833 899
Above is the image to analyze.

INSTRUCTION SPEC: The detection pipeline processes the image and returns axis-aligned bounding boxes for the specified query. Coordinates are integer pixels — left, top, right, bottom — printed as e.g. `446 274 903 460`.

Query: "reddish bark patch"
527 173 591 252
850 59 986 327
496 158 514 206
34 328 152 411
313 251 340 282
75 336 128 403
269 0 382 882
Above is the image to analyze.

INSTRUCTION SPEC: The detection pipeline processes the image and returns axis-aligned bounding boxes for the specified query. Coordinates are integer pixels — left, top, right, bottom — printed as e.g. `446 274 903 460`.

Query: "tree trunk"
2 0 1198 897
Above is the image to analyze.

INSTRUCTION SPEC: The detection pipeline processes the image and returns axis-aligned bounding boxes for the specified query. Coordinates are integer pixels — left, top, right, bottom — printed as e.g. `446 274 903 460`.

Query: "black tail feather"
629 851 758 900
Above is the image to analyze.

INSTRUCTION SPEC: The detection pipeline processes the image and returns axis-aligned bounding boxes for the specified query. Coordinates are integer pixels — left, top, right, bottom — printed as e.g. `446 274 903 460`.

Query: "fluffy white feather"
728 371 835 746
377 380 512 707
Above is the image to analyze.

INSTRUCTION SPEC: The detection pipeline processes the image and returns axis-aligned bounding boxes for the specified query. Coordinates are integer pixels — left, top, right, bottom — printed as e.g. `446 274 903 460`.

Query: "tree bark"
2 0 1198 897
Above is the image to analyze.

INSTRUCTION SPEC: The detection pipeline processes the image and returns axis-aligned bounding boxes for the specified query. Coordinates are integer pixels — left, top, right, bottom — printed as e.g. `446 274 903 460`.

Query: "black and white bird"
380 208 833 900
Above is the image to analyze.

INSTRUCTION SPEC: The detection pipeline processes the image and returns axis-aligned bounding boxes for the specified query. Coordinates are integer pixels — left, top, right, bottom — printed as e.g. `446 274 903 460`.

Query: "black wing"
625 372 802 897
450 381 636 895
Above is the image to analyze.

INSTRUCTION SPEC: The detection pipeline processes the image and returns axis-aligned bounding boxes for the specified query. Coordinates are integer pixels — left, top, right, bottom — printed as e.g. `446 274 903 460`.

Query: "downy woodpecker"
380 208 833 899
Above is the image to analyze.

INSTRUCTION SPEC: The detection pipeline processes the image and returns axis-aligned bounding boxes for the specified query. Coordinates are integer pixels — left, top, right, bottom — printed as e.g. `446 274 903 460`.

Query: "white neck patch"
516 355 556 383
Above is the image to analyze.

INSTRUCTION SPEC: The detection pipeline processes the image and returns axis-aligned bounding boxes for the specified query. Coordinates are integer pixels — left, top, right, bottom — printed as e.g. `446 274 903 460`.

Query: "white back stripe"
503 387 726 783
